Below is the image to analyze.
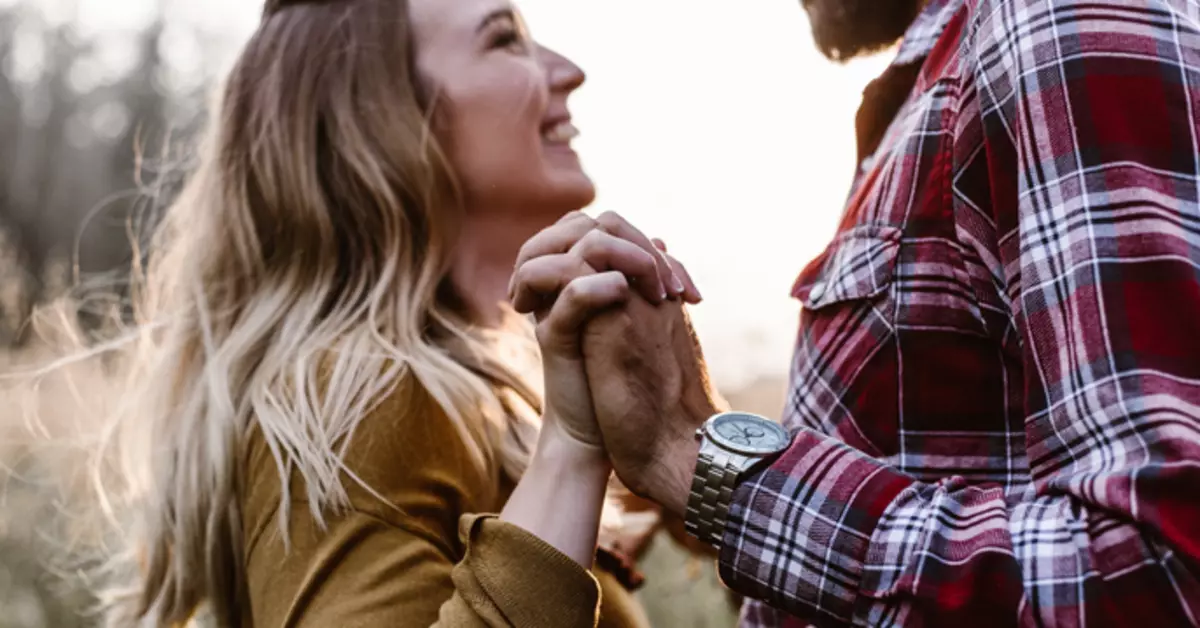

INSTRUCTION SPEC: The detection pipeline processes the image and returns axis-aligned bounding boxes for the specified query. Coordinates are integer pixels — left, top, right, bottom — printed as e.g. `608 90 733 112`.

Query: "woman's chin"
548 171 597 210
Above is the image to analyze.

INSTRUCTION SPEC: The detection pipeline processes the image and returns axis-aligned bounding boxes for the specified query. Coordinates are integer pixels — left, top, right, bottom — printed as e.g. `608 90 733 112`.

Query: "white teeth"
543 121 579 143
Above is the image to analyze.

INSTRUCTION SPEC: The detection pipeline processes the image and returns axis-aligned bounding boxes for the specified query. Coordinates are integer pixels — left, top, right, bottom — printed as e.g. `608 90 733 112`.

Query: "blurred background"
0 0 890 625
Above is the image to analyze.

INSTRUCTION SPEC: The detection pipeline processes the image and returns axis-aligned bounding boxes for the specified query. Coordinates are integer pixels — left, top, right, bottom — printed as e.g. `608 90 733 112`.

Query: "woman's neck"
450 213 545 328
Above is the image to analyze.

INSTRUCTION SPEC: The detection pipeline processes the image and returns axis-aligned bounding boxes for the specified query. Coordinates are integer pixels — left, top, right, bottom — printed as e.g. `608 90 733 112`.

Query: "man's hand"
510 211 704 450
508 210 715 515
509 211 686 449
582 294 726 517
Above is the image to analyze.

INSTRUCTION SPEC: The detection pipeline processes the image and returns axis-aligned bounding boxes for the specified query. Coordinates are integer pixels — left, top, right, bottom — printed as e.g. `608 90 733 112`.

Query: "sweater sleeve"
439 514 602 627
241 375 606 627
242 507 601 627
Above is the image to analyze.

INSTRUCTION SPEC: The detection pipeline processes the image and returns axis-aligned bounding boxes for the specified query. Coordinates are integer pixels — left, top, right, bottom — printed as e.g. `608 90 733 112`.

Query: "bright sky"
18 0 893 389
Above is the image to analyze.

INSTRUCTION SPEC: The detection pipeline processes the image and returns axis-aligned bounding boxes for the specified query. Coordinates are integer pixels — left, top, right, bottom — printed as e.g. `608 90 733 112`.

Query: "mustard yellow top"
238 375 646 627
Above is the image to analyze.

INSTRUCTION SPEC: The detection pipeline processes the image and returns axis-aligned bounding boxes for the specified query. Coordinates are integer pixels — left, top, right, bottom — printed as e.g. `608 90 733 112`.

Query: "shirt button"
808 281 827 303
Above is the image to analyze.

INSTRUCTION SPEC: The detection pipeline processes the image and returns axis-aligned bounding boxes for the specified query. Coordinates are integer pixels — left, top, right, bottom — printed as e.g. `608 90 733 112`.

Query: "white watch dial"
706 412 790 455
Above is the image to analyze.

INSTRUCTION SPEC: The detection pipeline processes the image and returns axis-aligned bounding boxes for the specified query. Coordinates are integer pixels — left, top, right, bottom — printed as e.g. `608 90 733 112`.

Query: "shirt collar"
893 0 968 65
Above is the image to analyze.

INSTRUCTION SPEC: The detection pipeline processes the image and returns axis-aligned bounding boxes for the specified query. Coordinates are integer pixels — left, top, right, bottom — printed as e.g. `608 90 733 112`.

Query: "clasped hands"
507 210 726 517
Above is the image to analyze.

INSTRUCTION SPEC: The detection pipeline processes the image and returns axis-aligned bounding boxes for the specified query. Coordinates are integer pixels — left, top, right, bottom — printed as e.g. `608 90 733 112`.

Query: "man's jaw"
803 0 925 61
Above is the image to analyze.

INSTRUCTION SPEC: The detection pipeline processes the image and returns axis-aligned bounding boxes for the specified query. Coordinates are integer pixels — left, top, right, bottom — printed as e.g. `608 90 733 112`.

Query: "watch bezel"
702 412 791 455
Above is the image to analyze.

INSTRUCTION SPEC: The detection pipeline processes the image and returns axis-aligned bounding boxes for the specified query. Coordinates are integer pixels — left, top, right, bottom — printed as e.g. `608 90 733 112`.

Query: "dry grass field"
0 346 109 627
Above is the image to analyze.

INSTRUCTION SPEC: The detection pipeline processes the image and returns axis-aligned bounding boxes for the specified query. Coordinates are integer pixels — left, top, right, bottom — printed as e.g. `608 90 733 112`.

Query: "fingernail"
671 274 685 295
660 290 669 302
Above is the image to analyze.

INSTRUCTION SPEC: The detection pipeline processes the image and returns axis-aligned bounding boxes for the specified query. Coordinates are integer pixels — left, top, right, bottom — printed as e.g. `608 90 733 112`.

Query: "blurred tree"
0 0 202 346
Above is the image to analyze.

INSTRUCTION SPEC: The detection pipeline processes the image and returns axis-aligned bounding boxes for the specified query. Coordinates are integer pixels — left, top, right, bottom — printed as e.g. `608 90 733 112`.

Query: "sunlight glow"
65 0 893 390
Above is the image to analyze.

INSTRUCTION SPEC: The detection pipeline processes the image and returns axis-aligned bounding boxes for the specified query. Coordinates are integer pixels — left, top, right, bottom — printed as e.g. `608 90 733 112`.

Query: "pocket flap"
792 225 901 309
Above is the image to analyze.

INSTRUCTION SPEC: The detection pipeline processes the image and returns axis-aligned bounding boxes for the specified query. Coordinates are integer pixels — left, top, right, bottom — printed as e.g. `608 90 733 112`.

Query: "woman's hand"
500 211 699 567
510 211 701 450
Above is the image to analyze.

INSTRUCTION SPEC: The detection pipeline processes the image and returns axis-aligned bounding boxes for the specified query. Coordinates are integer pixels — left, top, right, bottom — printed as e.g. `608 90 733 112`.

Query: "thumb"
540 271 630 358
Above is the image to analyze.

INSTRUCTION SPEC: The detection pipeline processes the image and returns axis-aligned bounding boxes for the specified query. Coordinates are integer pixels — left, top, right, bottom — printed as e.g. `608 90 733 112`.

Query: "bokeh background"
0 0 891 625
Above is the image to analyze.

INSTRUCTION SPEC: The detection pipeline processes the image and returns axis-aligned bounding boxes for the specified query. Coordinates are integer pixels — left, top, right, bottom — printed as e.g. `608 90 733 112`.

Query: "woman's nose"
539 45 586 93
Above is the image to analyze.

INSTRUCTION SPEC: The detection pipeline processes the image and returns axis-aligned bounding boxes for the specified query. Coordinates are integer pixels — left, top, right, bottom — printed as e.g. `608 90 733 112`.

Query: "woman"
88 0 701 625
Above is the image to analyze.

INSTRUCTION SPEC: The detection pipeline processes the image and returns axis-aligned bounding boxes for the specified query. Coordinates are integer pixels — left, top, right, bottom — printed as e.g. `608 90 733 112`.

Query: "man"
513 0 1200 625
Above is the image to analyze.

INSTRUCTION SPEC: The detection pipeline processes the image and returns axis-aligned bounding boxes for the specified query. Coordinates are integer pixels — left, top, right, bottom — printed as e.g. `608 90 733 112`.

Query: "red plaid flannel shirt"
723 0 1200 625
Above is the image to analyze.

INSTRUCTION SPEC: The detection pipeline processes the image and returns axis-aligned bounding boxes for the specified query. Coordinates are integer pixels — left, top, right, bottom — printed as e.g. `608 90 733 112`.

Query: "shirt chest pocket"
787 223 989 450
788 226 902 439
796 220 993 401
795 224 992 344
795 225 901 312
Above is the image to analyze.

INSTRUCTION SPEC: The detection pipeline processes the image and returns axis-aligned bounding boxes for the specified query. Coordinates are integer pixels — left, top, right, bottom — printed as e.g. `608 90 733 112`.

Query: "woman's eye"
491 29 526 52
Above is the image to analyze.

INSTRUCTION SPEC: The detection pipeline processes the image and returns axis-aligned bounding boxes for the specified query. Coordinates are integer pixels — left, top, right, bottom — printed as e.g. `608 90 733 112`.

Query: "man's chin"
803 0 925 62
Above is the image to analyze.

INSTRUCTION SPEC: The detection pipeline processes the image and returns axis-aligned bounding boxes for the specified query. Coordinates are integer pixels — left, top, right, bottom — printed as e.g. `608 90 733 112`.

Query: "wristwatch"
684 412 792 549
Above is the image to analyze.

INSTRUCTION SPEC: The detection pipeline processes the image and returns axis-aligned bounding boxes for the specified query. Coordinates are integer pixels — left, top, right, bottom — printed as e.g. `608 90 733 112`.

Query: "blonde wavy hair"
50 0 548 625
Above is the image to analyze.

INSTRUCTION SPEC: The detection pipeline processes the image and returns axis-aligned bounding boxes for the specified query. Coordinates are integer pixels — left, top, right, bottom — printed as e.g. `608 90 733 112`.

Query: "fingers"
663 252 702 304
652 239 703 304
594 211 682 297
511 255 593 314
514 211 596 271
511 231 665 314
571 230 665 303
511 211 684 302
541 271 631 355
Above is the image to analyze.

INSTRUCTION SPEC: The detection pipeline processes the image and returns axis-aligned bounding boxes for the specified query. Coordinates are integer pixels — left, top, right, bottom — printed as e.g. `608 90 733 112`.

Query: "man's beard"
803 0 926 61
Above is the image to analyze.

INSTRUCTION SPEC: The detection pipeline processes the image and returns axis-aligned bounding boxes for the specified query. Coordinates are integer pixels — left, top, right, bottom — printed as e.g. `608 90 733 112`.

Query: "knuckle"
515 238 539 263
568 211 598 231
563 209 591 224
595 210 626 231
576 228 609 252
560 279 584 302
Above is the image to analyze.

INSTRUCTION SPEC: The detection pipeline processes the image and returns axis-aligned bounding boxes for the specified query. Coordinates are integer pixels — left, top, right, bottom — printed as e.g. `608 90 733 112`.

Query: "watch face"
706 412 791 455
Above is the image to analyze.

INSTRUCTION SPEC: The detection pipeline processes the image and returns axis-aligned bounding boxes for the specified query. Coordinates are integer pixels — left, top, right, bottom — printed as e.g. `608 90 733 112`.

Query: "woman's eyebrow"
476 7 515 33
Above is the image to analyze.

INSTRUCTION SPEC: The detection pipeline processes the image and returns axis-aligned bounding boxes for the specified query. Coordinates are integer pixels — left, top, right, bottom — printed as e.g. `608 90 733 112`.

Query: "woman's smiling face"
411 0 595 219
